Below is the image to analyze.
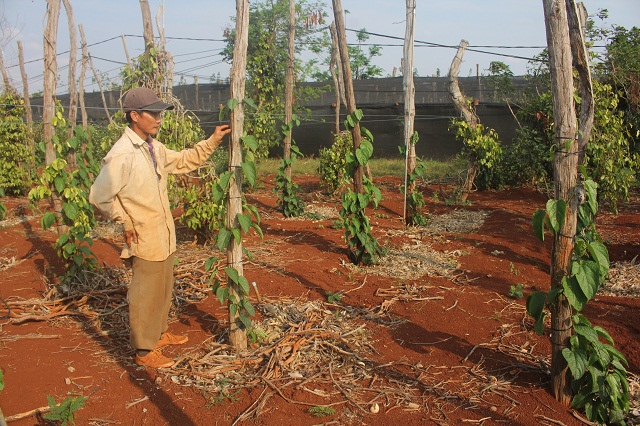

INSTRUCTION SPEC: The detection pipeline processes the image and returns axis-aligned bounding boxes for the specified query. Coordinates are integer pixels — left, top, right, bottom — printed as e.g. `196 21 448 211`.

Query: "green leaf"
562 276 588 311
63 203 78 221
241 135 259 152
239 313 252 329
216 227 232 251
41 212 56 229
587 241 609 278
242 98 257 109
572 260 599 301
244 300 256 316
238 276 250 294
546 199 566 234
225 267 240 284
226 98 239 111
54 176 66 194
583 179 598 214
563 347 589 380
231 228 242 244
593 326 614 346
241 161 257 187
216 286 228 304
532 209 547 242
237 213 252 233
526 291 546 320
219 171 233 190
204 256 217 272
574 323 599 343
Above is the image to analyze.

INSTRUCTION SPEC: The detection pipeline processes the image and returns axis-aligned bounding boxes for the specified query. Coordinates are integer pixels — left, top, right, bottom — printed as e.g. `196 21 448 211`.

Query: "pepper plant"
399 131 429 226
339 109 384 265
206 99 263 330
527 169 629 425
29 106 99 283
274 114 305 217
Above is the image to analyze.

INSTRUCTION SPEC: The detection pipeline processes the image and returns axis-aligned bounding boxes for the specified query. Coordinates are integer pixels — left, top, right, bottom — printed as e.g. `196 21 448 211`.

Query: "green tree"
222 0 330 158
349 29 383 80
0 91 34 195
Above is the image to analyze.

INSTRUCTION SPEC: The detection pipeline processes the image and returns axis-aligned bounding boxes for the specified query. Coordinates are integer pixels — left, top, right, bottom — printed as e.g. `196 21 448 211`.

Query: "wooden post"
43 0 61 166
331 0 363 194
543 0 579 405
78 25 89 130
121 34 132 66
139 0 154 55
227 0 249 351
566 0 594 166
329 22 344 135
283 0 295 181
403 0 416 224
447 40 479 202
62 0 78 169
17 41 34 155
88 53 113 124
0 50 13 93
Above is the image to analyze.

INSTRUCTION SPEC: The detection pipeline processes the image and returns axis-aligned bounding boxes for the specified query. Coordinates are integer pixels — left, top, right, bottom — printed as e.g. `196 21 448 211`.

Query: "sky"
1 0 639 96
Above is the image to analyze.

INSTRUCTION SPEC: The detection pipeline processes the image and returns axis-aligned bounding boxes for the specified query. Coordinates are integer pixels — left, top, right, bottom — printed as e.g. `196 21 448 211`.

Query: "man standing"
90 87 231 368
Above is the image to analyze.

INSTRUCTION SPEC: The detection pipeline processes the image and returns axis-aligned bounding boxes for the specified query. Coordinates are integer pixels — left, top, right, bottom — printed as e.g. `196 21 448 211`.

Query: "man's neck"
129 124 150 142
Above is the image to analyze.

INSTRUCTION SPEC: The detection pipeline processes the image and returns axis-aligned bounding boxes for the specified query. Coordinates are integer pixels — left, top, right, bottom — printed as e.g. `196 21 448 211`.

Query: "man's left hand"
211 124 231 144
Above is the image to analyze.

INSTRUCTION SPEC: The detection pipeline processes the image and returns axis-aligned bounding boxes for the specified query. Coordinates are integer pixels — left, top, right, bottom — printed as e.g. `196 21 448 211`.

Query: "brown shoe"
136 349 174 368
157 332 188 348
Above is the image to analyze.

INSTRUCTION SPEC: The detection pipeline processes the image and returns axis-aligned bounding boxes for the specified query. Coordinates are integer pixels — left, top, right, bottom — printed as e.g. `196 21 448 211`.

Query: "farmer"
89 87 231 368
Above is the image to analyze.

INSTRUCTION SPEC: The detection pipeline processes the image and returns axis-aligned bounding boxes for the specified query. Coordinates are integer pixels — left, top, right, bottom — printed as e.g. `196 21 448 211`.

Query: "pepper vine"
527 168 629 425
400 131 429 226
339 109 384 265
29 106 100 284
274 114 305 218
206 99 263 330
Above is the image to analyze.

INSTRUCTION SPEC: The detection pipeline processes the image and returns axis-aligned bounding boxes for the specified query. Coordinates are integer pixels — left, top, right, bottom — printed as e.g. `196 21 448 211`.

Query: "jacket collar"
125 126 154 147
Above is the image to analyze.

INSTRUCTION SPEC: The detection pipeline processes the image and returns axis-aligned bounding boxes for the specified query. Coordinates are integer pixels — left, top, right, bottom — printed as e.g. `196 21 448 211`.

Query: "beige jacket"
90 126 220 261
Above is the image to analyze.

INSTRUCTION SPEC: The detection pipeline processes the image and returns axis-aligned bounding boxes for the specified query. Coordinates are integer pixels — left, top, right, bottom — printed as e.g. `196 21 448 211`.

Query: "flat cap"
123 87 175 112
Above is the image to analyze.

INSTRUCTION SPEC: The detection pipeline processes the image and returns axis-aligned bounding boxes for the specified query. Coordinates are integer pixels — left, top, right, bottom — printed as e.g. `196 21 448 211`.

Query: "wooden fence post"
403 0 416 223
227 0 250 351
543 0 579 405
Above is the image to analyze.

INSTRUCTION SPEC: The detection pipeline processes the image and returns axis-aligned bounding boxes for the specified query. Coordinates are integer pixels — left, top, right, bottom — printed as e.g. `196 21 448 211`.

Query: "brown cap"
123 87 175 112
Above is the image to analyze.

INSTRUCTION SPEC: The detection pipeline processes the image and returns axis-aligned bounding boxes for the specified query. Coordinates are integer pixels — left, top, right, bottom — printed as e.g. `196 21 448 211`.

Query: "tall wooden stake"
139 0 154 55
17 41 34 154
543 0 579 405
403 0 416 224
283 0 295 181
227 0 250 351
43 0 61 166
566 0 593 166
0 50 13 92
447 40 479 202
329 22 343 135
62 0 78 169
331 0 363 194
88 52 113 124
78 25 89 130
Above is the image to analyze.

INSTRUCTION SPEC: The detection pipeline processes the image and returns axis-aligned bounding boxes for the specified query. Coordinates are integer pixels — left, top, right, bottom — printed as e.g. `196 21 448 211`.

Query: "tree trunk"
403 0 417 224
43 0 61 166
543 0 579 405
227 0 250 351
17 41 34 156
88 53 113 124
78 25 89 130
43 0 68 236
156 5 173 96
62 0 78 169
329 22 344 135
331 0 363 195
447 40 479 202
121 34 132 66
283 0 295 181
0 50 14 93
139 0 154 55
566 0 594 166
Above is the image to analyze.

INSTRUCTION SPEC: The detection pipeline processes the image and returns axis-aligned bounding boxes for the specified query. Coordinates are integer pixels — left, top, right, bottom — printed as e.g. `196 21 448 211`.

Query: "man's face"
132 110 163 136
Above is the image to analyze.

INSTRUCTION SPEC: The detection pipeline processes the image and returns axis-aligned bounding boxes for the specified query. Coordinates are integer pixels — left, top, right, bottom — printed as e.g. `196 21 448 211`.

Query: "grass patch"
256 156 465 180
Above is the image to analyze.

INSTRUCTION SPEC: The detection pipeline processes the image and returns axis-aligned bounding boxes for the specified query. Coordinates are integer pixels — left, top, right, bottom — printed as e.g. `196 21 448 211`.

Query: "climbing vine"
207 99 263 330
339 110 384 265
29 106 100 283
400 131 429 226
274 114 305 217
527 169 629 425
0 91 34 195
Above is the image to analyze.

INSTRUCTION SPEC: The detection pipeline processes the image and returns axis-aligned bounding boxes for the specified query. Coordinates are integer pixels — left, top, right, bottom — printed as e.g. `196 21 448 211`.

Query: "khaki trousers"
129 254 175 350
